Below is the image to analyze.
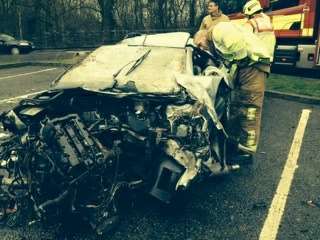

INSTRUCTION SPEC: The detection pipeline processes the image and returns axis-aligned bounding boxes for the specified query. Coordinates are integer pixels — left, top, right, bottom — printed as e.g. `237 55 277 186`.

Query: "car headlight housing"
1 111 26 132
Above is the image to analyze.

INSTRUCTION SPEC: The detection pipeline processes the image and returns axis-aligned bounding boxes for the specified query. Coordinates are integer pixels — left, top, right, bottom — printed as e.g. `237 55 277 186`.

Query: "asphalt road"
0 49 90 66
0 66 319 240
0 66 67 112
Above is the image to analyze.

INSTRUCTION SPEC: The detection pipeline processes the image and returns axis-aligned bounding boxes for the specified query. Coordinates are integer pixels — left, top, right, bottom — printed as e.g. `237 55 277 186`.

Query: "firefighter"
243 0 276 60
199 0 230 31
194 22 275 164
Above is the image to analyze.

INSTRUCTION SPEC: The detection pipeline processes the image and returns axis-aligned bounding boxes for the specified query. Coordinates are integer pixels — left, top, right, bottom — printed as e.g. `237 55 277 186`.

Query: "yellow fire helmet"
243 0 263 16
210 22 248 61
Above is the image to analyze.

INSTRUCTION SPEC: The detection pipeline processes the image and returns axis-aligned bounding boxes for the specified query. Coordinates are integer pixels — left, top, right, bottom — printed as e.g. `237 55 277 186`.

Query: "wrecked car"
0 32 237 236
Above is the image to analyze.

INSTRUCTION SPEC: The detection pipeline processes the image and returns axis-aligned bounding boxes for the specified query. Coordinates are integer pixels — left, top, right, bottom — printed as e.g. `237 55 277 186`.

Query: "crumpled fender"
164 139 201 189
174 72 225 131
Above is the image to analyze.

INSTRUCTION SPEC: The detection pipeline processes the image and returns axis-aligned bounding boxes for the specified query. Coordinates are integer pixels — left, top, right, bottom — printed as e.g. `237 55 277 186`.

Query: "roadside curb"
265 90 320 105
0 63 30 69
0 62 72 69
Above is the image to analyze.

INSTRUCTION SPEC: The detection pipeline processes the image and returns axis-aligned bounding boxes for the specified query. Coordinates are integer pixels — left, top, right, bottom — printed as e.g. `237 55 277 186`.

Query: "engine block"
40 114 108 168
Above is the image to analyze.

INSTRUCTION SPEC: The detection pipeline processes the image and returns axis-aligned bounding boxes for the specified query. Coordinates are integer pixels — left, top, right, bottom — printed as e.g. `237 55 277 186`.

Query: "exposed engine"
0 30 238 238
0 111 119 234
0 88 228 236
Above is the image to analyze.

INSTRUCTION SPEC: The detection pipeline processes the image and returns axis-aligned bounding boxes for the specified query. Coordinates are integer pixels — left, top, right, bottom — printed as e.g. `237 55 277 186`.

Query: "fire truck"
229 0 320 70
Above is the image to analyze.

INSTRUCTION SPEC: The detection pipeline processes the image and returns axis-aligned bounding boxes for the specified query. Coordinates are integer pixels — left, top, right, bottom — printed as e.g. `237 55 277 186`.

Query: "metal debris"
304 200 320 208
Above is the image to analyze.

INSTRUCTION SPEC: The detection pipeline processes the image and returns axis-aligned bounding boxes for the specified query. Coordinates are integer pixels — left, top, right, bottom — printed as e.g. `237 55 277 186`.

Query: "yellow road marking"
259 109 312 240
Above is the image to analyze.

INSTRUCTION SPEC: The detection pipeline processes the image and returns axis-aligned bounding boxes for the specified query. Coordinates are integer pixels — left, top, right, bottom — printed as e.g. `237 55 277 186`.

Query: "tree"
189 0 197 27
97 0 116 41
0 0 245 47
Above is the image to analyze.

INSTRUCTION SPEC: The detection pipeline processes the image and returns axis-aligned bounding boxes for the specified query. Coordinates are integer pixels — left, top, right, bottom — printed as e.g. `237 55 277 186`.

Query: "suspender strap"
248 20 256 32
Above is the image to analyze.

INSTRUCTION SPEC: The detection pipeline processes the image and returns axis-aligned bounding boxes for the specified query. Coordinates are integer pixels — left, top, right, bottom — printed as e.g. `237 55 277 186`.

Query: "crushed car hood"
54 33 190 94
52 32 229 132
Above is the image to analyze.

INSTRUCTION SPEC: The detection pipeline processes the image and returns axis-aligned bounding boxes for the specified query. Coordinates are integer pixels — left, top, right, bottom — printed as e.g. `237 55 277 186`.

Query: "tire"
11 47 20 55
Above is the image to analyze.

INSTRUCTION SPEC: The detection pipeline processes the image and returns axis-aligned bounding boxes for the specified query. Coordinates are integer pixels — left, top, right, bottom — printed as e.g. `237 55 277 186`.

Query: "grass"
267 73 320 98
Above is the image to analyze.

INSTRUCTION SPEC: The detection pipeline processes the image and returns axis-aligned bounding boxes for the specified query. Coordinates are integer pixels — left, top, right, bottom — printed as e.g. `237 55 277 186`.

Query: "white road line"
259 109 312 240
0 90 45 104
0 68 57 80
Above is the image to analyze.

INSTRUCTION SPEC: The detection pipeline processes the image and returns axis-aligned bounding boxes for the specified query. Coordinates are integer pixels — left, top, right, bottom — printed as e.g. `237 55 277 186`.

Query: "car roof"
121 32 190 48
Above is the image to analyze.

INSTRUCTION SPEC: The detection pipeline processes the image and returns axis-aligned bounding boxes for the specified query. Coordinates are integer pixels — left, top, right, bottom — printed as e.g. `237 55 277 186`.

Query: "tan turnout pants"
228 65 267 154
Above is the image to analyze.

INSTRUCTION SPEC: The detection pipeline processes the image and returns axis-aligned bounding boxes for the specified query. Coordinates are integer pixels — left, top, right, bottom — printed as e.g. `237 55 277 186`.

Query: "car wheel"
11 47 20 55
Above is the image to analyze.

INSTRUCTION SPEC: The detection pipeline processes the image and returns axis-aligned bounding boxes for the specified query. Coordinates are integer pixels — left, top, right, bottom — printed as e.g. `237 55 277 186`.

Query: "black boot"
226 137 253 166
230 150 253 166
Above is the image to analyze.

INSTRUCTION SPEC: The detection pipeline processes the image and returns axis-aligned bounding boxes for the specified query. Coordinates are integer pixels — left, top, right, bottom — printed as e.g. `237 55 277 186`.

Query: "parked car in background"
0 33 35 55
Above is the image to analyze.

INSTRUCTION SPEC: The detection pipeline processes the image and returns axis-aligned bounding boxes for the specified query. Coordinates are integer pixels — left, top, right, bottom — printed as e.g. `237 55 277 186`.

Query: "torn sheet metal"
174 73 225 131
164 139 201 189
203 64 237 89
